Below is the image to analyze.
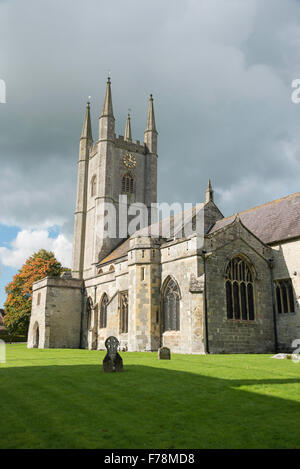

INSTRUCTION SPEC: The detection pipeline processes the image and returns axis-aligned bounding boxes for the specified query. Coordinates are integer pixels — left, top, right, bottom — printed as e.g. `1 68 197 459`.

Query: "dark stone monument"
158 347 171 360
103 336 123 372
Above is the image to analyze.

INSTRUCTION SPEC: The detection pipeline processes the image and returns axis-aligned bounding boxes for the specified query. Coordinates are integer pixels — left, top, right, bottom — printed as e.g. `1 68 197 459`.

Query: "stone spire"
144 94 158 154
124 112 132 142
99 77 115 141
81 101 93 141
206 179 214 203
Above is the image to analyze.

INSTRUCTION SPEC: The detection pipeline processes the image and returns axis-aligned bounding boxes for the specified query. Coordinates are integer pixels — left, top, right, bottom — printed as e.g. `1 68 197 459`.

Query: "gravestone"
158 347 171 360
0 339 5 364
103 336 123 372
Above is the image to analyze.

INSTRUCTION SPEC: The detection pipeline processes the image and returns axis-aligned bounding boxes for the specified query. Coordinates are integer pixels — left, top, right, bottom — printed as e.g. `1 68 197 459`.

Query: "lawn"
0 344 300 449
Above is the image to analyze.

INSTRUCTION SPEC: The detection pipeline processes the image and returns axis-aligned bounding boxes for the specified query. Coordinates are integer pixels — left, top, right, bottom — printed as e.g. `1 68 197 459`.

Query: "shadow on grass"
0 363 300 449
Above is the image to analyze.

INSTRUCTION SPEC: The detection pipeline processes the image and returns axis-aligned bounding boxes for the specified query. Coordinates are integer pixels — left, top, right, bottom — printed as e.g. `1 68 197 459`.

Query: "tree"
4 249 68 338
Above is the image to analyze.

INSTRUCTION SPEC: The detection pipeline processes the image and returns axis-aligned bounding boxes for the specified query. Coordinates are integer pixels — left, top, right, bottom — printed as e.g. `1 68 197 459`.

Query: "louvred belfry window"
121 173 135 194
225 257 255 320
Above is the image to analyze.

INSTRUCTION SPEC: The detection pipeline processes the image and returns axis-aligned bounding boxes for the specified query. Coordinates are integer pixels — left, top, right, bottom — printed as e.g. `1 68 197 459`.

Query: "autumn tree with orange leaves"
4 249 67 337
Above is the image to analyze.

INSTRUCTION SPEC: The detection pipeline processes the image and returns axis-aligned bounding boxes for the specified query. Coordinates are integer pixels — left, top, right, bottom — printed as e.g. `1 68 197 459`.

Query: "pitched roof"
99 238 131 265
209 192 300 244
99 205 206 265
99 192 300 265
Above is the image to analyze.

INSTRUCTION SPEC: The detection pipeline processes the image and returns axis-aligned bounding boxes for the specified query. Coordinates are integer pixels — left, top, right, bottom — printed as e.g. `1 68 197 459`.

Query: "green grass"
1 344 300 449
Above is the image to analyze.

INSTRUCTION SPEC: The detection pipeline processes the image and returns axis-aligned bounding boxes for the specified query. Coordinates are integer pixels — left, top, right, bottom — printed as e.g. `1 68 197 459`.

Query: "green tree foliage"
4 249 68 337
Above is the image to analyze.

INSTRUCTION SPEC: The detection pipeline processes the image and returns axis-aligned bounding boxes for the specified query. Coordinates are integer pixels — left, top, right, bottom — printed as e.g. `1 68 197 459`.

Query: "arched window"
120 291 128 333
100 294 108 329
109 265 115 273
163 277 180 331
91 175 96 197
274 279 295 314
86 297 93 329
225 257 255 320
121 173 135 194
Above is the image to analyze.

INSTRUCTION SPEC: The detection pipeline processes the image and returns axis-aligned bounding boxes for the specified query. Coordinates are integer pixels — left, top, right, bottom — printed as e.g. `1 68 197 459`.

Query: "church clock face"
122 152 136 169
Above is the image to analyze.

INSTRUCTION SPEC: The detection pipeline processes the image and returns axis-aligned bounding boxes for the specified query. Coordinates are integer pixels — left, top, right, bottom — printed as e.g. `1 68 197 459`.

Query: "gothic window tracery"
91 175 96 197
86 297 93 329
99 293 108 329
225 257 255 320
120 291 128 333
274 279 295 314
163 277 180 331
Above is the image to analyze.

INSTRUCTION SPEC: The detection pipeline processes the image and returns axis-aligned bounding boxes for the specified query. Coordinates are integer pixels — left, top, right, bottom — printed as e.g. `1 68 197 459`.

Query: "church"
27 78 300 354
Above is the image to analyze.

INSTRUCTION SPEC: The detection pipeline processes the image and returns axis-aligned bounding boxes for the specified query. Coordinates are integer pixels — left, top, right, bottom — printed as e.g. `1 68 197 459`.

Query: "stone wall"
205 222 275 353
271 238 300 351
28 277 83 349
128 237 161 351
160 237 205 354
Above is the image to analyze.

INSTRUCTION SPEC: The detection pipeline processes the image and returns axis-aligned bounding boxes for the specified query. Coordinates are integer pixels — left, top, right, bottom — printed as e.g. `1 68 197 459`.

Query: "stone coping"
32 276 83 291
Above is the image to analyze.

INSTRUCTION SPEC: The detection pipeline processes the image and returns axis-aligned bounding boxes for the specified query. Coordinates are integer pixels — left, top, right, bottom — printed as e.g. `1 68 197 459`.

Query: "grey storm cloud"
1 0 300 240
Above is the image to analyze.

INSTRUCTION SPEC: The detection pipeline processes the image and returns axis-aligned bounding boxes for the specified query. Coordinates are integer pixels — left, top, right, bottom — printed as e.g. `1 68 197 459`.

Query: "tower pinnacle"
124 112 132 142
144 94 158 154
99 77 115 141
145 94 157 132
206 179 214 203
101 77 114 118
81 101 93 141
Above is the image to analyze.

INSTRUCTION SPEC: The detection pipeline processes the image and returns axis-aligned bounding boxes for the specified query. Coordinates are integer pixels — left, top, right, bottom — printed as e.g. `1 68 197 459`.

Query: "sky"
1 0 300 307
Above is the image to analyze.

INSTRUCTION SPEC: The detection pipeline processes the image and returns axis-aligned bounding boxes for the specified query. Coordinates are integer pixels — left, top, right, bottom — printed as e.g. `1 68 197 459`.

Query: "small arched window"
121 173 135 194
163 277 180 331
99 294 108 329
225 257 255 320
91 175 96 197
120 291 128 333
86 297 93 329
109 265 115 273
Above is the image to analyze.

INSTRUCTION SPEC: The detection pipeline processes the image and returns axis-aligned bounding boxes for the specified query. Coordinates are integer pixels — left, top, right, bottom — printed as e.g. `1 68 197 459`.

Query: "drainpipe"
269 258 279 353
202 250 210 354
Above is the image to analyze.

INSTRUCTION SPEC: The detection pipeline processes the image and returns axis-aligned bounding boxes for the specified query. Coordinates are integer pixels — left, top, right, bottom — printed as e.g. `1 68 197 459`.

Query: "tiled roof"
209 192 300 244
99 205 205 265
99 238 131 265
99 193 300 264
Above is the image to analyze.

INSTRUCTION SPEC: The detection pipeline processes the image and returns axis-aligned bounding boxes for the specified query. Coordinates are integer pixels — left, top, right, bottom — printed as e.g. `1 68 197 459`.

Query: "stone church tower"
72 78 158 280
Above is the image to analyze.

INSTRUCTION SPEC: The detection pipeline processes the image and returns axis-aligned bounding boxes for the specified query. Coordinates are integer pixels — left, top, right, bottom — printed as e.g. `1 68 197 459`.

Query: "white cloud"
0 229 72 269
